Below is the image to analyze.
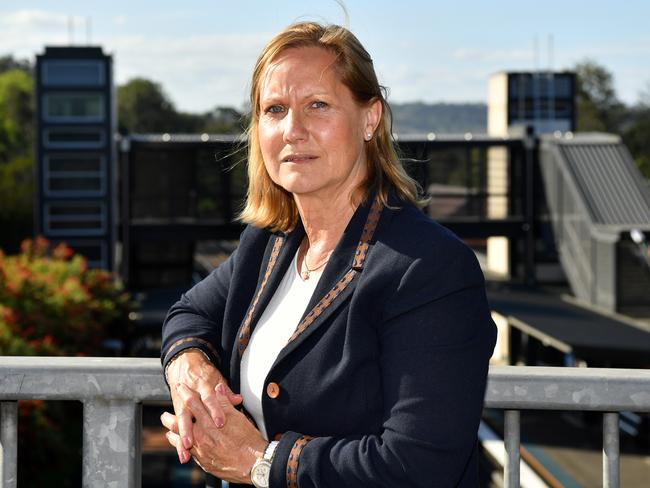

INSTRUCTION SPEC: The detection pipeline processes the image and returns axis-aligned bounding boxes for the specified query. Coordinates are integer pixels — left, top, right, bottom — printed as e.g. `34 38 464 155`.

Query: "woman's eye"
266 105 284 114
311 101 328 109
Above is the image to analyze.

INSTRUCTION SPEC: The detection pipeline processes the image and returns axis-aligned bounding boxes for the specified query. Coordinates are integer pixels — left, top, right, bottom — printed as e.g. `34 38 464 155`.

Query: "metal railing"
1 357 649 487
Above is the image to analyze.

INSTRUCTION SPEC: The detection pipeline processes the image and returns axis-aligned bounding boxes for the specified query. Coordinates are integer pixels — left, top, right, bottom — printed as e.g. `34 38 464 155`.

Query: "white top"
240 251 321 439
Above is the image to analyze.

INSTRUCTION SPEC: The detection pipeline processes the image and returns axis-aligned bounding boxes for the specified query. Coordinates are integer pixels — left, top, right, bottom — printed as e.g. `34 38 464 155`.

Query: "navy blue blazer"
162 192 497 487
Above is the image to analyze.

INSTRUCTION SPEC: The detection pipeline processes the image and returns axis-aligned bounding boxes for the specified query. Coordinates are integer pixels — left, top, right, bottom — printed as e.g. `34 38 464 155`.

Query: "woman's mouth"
282 154 317 163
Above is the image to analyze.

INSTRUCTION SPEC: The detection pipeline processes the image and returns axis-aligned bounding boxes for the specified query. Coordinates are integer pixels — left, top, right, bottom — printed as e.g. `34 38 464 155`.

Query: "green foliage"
117 77 246 134
0 66 34 252
622 108 650 180
0 55 33 75
573 60 650 181
0 153 32 219
0 236 131 355
117 77 179 134
574 59 627 133
0 68 34 162
0 237 132 485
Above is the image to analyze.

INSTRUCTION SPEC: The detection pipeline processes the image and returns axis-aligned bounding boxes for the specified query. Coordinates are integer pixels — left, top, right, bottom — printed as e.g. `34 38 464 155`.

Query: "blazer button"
266 382 280 399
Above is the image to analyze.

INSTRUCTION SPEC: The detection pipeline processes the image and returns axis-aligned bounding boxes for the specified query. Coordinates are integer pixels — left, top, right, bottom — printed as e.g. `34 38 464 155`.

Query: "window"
42 60 105 86
43 93 105 122
44 154 106 196
43 127 105 148
44 202 107 236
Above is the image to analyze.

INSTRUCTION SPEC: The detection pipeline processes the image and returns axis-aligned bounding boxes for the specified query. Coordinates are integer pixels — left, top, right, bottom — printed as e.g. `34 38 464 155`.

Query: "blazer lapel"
272 195 384 367
230 225 304 388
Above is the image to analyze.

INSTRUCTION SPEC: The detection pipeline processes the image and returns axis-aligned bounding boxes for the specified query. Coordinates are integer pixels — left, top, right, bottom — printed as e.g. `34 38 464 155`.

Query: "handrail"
1 358 650 487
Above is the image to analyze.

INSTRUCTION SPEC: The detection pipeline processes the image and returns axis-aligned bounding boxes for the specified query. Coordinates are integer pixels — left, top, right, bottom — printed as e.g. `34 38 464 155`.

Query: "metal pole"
603 412 620 488
524 133 536 285
83 400 142 488
0 402 18 488
504 409 521 488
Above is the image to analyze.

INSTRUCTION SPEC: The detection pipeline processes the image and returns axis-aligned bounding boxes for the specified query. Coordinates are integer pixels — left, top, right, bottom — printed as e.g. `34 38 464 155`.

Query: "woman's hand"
161 383 268 484
165 349 242 463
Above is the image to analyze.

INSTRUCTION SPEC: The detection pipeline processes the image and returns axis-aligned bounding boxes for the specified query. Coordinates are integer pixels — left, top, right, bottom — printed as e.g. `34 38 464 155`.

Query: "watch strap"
264 440 279 462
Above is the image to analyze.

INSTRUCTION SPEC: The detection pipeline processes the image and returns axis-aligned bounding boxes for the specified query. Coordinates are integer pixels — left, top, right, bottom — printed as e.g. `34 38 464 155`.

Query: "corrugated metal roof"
557 141 650 225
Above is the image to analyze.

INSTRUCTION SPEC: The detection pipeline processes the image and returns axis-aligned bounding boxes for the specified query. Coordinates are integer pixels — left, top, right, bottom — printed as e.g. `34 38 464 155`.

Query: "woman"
161 21 496 487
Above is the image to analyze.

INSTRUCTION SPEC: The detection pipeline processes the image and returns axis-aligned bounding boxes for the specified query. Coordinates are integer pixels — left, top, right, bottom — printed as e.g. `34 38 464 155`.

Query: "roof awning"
487 284 650 366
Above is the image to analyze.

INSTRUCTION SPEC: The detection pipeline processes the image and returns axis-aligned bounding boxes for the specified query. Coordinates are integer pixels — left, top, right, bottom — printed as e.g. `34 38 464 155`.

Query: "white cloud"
113 15 127 27
0 9 87 56
0 9 70 29
105 33 270 111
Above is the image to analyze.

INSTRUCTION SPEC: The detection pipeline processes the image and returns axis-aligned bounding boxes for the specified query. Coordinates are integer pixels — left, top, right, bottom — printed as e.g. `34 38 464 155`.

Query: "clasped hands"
161 350 267 484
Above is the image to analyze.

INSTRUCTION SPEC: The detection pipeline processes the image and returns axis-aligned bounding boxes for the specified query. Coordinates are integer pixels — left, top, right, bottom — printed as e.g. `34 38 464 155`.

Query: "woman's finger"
165 430 190 464
174 384 197 450
201 390 226 428
177 383 214 429
224 384 243 406
160 411 178 433
200 384 244 429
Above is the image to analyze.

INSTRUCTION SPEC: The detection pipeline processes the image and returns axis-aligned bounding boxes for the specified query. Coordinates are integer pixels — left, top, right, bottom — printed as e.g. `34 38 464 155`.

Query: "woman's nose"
283 109 308 143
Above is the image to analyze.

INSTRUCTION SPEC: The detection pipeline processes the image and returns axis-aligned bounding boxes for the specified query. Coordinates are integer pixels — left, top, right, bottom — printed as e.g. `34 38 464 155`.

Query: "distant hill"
389 102 487 134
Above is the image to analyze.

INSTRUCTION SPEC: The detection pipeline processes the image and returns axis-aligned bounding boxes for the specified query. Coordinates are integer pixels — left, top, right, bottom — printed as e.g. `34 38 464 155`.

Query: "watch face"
251 460 271 488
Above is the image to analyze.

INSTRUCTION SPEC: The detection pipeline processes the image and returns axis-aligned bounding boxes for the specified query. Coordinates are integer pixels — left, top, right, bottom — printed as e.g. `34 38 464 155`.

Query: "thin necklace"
301 251 330 280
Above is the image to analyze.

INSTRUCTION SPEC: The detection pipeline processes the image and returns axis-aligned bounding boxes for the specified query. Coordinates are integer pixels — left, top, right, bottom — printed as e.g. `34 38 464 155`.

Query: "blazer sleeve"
160 247 236 378
269 241 497 488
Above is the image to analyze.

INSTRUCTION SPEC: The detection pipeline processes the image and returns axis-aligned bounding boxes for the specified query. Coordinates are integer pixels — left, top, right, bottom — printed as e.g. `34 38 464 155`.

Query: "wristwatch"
250 440 278 488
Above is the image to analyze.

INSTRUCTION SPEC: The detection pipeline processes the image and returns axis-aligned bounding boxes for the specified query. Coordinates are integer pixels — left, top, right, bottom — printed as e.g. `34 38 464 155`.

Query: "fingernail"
216 417 224 428
182 451 190 464
182 436 192 449
216 383 226 395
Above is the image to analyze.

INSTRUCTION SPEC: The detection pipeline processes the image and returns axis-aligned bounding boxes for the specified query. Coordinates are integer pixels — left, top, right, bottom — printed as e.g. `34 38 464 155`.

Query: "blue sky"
2 1 650 112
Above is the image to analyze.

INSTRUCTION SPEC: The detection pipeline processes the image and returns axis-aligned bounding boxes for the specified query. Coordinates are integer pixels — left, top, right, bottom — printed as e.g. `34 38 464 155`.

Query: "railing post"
504 409 520 488
0 402 18 488
603 412 620 488
83 399 142 488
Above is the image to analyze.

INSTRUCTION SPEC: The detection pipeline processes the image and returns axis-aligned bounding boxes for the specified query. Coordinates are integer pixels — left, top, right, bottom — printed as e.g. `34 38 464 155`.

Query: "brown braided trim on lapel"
353 196 382 269
164 336 221 365
287 196 383 345
287 270 356 343
237 235 285 357
286 435 314 488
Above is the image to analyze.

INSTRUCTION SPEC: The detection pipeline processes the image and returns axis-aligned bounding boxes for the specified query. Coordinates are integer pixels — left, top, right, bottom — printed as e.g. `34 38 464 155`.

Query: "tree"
117 77 246 134
117 78 180 134
201 106 247 133
0 68 34 252
574 60 625 133
0 55 32 76
623 103 650 181
0 68 34 162
638 81 650 109
0 154 33 252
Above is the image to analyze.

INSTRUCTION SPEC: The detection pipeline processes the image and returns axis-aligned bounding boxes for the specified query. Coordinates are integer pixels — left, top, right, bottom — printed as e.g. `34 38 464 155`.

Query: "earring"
365 132 372 141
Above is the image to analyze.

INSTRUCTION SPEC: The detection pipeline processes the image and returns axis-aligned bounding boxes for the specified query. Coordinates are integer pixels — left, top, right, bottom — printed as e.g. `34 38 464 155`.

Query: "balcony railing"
1 357 649 488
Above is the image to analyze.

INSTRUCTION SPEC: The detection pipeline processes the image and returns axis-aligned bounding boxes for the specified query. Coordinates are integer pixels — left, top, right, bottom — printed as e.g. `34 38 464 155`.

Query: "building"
34 47 117 270
486 71 576 279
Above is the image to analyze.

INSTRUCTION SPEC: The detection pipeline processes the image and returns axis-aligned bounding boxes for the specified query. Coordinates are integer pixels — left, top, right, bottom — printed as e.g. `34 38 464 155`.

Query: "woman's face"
257 46 381 203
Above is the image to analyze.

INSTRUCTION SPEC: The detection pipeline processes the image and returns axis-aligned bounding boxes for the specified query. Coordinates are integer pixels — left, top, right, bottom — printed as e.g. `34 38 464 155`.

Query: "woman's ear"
364 98 382 139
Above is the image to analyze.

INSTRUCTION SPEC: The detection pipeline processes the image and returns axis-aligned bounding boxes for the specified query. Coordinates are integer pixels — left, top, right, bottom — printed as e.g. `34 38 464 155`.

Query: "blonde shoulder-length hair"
239 21 424 233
